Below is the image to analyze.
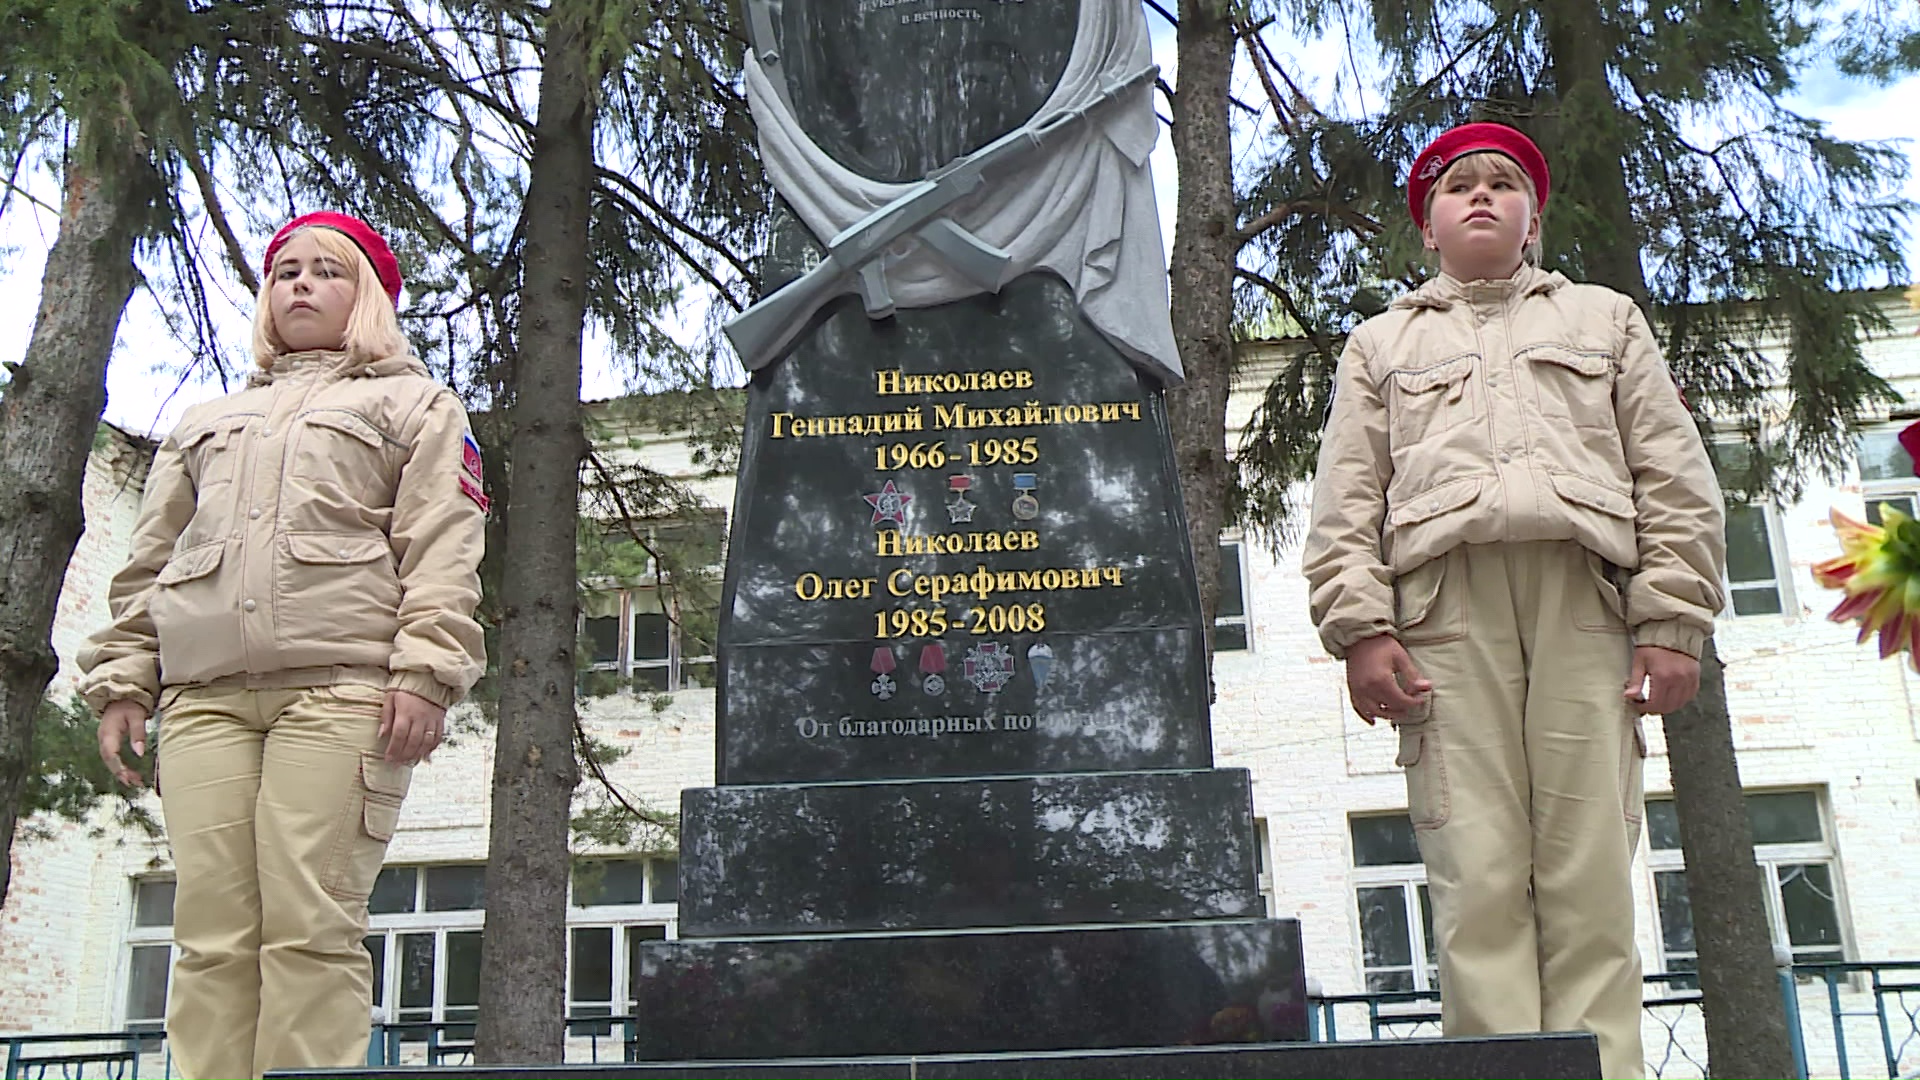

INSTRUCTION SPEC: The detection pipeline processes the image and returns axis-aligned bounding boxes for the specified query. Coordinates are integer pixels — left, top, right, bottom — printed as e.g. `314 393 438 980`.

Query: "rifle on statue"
725 63 1160 371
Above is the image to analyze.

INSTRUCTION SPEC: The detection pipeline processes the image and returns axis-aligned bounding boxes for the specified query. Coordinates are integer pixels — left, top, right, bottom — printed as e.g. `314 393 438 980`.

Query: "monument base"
272 1032 1600 1079
634 920 1305 1060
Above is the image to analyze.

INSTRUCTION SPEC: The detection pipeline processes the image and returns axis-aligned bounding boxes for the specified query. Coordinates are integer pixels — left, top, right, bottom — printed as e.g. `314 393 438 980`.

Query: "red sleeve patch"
458 471 490 512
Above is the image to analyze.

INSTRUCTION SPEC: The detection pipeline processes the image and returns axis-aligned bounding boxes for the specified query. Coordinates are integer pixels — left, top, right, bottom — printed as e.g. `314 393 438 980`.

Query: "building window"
123 860 680 1038
1215 540 1251 651
582 588 716 692
123 879 176 1030
580 513 723 693
1252 818 1275 917
1711 438 1791 616
567 858 679 1031
363 865 488 1035
1857 425 1920 526
1349 813 1437 992
1646 789 1849 987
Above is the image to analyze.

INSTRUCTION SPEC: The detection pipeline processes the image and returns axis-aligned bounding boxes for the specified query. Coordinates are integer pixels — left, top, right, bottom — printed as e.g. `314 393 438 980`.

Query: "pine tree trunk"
0 124 148 910
1535 5 1644 303
473 1 596 1062
1540 6 1794 1076
1165 0 1237 702
1664 638 1795 1078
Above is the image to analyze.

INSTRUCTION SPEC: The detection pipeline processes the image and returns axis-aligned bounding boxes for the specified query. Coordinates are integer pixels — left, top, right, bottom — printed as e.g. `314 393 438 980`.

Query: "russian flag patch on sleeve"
458 433 490 511
462 433 484 481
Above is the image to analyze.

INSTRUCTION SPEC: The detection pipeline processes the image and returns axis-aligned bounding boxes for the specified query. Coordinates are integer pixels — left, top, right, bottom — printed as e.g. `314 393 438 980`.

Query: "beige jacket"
1303 266 1726 659
79 349 487 711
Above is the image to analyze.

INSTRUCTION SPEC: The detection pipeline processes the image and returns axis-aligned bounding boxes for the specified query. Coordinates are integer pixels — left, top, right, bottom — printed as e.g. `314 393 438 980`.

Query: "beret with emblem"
1406 122 1551 231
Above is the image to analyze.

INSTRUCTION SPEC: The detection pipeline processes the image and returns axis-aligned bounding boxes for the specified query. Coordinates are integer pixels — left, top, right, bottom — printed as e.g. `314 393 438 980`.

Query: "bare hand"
380 690 447 765
1625 645 1701 715
1346 634 1434 725
98 700 150 788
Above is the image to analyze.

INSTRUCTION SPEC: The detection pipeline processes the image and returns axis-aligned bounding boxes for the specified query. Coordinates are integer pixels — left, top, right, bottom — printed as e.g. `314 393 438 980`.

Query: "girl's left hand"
382 689 448 764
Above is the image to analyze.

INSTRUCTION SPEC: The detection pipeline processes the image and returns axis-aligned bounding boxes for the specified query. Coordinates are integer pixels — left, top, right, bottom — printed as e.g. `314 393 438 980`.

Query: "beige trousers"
1393 541 1647 1080
157 682 412 1079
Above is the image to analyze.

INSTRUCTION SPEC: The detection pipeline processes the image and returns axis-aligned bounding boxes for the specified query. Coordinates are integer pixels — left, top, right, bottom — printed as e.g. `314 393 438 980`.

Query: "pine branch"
179 137 258 294
300 33 536 135
593 165 756 289
0 106 57 221
1242 26 1298 138
1237 267 1335 357
572 713 675 829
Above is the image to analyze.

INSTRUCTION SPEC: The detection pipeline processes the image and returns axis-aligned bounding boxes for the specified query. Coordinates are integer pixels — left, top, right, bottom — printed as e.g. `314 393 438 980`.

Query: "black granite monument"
623 0 1307 1064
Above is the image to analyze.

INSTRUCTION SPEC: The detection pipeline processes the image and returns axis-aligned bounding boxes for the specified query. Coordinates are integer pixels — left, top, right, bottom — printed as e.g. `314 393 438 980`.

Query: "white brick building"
4 292 1918 1076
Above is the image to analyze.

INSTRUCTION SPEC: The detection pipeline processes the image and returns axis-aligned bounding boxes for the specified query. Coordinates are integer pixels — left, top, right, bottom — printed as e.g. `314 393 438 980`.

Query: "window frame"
1252 818 1275 918
1856 422 1920 528
581 587 714 692
1347 813 1439 994
125 860 684 1035
1214 537 1252 653
562 857 680 1023
121 878 178 1031
1644 788 1853 983
1710 433 1794 618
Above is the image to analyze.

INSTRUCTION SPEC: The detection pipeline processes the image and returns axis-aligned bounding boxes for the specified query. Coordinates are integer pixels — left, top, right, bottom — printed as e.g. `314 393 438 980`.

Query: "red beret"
1406 123 1551 231
264 212 403 305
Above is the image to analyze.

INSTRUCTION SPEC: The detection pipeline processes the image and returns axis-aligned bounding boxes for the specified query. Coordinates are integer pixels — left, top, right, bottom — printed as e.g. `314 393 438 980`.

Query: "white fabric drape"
743 0 1182 384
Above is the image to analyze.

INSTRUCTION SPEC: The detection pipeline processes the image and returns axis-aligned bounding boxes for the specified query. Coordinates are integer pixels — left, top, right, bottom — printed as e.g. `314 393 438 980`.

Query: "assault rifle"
726 63 1160 370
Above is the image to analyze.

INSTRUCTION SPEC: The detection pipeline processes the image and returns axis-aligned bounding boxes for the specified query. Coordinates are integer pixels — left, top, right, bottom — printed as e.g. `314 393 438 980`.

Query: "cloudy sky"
2 16 1915 437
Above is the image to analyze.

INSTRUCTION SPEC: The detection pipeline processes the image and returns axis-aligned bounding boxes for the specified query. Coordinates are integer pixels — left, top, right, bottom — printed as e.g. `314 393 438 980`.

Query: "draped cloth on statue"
743 0 1181 385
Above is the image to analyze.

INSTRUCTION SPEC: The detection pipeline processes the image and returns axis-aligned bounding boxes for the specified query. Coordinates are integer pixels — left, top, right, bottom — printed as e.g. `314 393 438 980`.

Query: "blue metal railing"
2 1030 167 1080
1304 962 1920 1080
363 1015 639 1068
9 963 1919 1078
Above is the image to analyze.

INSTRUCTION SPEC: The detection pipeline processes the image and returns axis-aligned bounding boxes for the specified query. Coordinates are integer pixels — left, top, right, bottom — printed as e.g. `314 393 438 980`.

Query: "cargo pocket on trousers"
1394 552 1467 646
1396 718 1450 830
1621 715 1647 849
322 751 414 902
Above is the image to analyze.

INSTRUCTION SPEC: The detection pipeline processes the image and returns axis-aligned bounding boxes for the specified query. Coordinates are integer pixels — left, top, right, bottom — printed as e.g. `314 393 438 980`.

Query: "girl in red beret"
80 212 488 1078
1304 124 1728 1079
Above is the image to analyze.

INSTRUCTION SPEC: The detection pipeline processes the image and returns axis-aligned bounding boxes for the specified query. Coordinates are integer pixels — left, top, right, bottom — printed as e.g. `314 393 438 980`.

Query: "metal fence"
8 962 1920 1079
1304 961 1920 1080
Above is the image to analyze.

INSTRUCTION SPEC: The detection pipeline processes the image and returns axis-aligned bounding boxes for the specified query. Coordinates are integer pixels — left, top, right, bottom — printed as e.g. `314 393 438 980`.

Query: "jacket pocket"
179 414 254 489
1387 355 1476 445
286 533 392 567
155 541 225 586
1548 471 1635 520
290 407 398 501
151 543 229 686
275 533 402 654
1388 476 1484 530
1524 343 1616 430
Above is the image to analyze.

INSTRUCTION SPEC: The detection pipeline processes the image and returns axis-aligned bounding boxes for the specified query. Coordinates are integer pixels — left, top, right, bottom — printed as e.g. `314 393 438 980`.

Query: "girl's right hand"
98 700 150 788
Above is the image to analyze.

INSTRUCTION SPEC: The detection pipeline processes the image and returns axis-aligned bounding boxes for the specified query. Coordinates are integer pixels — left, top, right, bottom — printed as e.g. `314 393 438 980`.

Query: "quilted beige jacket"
79 349 487 711
1303 265 1727 659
